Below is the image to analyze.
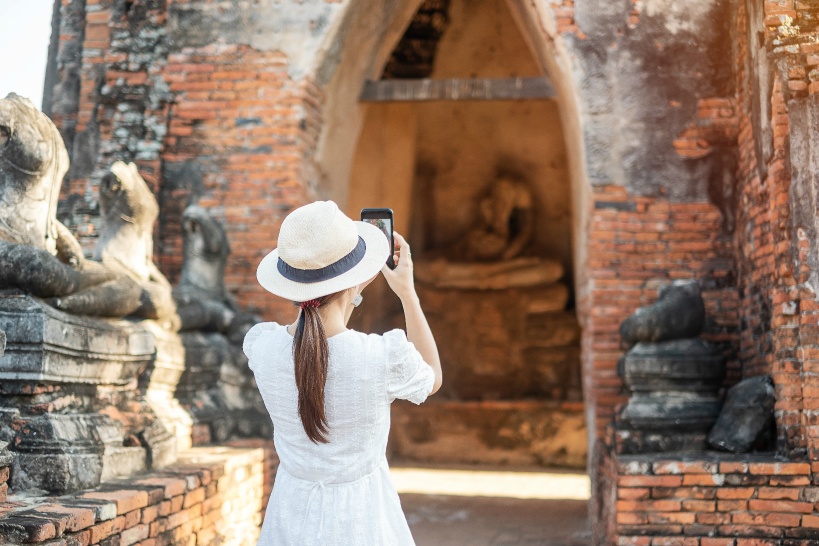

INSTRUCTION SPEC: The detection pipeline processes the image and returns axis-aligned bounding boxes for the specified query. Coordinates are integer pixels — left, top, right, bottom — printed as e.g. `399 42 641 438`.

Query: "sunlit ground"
392 466 591 546
390 466 591 500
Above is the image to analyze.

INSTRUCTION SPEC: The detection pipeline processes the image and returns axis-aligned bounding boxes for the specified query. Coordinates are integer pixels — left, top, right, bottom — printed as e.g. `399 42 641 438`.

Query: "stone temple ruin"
2 0 819 544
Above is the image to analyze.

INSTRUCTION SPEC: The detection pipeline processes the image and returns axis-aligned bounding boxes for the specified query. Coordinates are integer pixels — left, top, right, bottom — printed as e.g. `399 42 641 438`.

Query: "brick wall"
732 0 819 461
0 441 277 545
48 1 317 322
607 449 819 545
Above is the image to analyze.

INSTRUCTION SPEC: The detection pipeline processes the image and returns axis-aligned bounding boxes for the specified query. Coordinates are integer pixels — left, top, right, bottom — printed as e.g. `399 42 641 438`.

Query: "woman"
244 200 443 545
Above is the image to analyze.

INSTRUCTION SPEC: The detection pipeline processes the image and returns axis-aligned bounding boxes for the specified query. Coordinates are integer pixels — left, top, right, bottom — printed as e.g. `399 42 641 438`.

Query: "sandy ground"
391 465 591 546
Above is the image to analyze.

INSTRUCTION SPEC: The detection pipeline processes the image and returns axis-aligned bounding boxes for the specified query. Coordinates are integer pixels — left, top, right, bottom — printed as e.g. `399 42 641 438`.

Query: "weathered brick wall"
46 0 319 322
610 450 819 545
732 0 819 461
0 442 277 545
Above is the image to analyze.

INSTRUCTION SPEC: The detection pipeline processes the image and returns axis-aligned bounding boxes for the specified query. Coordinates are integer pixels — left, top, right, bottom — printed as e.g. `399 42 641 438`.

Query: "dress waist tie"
286 460 386 543
302 480 327 541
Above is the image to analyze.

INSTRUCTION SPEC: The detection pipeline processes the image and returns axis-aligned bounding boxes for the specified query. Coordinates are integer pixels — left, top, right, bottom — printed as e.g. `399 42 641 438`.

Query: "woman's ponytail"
292 294 340 443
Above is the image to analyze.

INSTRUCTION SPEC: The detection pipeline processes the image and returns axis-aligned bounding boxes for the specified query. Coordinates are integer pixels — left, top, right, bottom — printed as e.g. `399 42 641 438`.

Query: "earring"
352 294 363 307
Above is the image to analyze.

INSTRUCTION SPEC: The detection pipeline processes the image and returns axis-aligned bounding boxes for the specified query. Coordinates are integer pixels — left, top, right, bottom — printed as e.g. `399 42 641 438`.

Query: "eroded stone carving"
52 162 180 329
0 96 185 494
173 205 270 442
619 281 705 346
174 205 253 341
708 375 775 453
616 280 726 453
464 177 534 261
0 93 118 301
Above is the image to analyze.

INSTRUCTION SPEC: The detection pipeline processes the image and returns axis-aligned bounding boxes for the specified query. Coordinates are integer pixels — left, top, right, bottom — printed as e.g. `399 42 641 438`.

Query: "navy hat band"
277 237 367 283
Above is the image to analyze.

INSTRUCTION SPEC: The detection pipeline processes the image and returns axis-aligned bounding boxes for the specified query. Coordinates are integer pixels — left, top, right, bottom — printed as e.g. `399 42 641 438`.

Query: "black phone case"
360 208 395 269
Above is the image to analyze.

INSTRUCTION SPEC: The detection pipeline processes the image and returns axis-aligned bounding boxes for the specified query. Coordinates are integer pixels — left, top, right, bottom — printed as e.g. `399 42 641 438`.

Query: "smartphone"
360 208 395 269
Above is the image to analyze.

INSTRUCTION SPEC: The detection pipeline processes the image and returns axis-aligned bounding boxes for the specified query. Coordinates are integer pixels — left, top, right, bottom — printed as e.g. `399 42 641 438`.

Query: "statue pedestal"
0 294 184 493
616 338 726 454
414 257 563 290
141 322 192 455
176 332 271 443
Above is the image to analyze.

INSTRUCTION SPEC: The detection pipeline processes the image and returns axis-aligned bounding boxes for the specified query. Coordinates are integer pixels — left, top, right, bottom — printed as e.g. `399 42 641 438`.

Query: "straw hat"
257 201 391 302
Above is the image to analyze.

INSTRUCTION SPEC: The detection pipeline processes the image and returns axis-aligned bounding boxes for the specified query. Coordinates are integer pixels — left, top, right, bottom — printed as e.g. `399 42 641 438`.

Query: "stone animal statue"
174 205 255 342
619 280 705 347
53 162 180 329
0 93 124 306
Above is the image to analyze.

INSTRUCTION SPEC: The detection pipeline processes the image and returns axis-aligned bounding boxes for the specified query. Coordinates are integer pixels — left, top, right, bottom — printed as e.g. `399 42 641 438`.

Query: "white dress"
243 322 436 546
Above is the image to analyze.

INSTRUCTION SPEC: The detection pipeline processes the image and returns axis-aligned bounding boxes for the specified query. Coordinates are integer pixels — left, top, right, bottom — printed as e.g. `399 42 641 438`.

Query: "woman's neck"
288 298 350 338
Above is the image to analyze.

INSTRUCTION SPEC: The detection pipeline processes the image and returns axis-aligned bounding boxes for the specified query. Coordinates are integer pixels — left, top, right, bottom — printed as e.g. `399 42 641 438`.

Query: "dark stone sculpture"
0 93 119 302
619 281 705 346
616 280 725 453
172 205 270 442
708 376 775 453
174 205 252 340
53 162 180 329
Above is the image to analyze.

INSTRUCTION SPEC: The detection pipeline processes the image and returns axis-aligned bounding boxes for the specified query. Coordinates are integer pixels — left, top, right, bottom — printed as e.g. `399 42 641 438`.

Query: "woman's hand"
381 232 416 302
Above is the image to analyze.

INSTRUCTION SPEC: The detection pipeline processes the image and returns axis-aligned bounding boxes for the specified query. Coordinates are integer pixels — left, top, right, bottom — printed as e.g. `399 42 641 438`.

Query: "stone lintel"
360 77 557 102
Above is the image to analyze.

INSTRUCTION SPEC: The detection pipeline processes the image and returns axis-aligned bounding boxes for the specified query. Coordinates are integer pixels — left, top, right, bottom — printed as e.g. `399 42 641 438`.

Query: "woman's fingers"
392 232 411 267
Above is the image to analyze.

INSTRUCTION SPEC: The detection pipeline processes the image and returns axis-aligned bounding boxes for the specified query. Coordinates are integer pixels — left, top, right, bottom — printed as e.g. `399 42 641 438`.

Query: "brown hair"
292 291 344 443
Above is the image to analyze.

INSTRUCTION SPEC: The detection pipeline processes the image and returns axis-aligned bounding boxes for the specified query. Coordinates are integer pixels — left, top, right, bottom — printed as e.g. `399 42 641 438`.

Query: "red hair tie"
300 299 321 310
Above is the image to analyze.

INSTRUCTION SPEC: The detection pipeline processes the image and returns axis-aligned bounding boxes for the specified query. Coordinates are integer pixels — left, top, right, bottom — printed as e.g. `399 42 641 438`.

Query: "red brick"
81 490 149 515
619 487 651 500
757 486 799 500
619 475 683 487
802 514 819 528
715 488 755 500
748 462 810 475
701 540 735 546
747 498 814 513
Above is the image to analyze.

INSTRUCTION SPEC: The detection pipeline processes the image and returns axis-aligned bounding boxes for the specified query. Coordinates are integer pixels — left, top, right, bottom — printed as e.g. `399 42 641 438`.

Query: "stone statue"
0 93 118 301
616 280 726 453
619 281 705 346
415 174 562 290
174 204 253 340
708 375 775 453
173 205 270 441
464 176 533 261
52 162 180 330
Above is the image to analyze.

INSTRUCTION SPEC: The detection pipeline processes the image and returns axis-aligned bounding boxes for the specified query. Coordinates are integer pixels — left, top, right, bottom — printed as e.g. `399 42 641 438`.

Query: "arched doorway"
345 0 587 471
310 0 594 466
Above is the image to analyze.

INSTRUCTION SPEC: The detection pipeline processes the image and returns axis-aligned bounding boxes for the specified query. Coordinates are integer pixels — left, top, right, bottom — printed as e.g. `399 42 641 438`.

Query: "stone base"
0 295 185 494
389 399 587 468
177 332 272 443
0 442 278 545
416 286 581 401
0 294 154 385
614 427 709 454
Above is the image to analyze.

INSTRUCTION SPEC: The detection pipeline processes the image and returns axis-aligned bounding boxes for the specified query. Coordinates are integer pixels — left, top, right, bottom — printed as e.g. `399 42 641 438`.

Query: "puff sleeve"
242 322 279 366
384 329 435 405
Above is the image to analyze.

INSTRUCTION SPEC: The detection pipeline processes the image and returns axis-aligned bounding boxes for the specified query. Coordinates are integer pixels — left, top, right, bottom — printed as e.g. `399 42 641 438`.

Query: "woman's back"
245 201 441 545
245 322 434 544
